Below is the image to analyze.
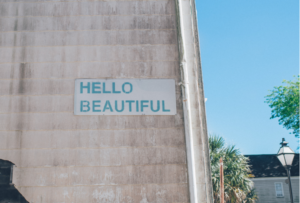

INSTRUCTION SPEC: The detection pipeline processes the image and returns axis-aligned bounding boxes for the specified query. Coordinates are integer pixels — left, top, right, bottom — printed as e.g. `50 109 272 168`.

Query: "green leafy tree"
209 135 258 203
265 75 299 138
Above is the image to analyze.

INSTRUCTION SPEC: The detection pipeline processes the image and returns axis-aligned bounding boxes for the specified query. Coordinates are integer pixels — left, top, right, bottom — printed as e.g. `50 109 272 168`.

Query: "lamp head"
277 138 295 168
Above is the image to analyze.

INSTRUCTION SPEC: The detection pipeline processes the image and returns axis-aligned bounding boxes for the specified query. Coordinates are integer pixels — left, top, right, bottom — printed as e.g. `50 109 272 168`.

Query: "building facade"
246 154 299 203
0 0 213 202
252 177 299 203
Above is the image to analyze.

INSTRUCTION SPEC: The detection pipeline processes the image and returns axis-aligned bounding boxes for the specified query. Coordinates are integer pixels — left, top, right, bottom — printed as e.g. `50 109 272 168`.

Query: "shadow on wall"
0 159 28 203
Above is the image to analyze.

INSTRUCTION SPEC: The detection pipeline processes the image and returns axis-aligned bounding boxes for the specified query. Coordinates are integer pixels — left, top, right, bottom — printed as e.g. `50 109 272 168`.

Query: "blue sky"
196 0 299 154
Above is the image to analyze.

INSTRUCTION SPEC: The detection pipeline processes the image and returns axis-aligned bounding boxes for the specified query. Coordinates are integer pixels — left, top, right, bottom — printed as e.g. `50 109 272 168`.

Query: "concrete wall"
252 177 299 203
0 0 191 202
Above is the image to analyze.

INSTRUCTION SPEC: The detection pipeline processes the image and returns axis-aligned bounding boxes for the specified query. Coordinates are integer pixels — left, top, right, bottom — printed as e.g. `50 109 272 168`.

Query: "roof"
0 159 28 202
245 154 299 178
0 159 14 168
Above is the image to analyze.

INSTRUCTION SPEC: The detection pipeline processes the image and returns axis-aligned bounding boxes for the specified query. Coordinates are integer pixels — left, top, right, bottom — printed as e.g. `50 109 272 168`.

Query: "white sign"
74 79 177 115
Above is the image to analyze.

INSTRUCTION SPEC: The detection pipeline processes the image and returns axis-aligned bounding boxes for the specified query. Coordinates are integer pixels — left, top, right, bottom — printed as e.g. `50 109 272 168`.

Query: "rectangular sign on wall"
74 79 177 115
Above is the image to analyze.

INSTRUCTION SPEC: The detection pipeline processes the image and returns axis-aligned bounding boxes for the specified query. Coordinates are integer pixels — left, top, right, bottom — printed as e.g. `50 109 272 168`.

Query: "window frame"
274 182 284 198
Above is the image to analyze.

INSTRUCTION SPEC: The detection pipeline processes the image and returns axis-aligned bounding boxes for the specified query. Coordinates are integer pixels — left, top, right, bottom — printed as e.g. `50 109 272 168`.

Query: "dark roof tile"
245 154 299 178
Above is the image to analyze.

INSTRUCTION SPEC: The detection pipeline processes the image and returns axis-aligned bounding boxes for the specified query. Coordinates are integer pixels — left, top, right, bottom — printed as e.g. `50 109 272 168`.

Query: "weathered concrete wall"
0 0 190 202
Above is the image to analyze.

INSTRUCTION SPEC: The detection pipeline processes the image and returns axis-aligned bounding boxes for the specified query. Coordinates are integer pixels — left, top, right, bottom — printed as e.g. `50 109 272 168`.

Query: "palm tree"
209 134 258 203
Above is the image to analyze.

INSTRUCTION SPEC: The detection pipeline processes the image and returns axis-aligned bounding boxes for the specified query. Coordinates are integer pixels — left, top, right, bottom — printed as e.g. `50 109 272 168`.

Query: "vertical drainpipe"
174 0 214 202
174 0 197 202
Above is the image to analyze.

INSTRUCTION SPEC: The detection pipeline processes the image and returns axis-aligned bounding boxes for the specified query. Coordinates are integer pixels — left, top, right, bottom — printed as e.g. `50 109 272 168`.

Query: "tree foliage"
265 75 299 138
209 135 258 203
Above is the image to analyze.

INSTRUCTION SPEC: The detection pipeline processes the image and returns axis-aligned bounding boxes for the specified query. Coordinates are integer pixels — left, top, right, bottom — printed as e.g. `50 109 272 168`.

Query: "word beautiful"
79 82 171 113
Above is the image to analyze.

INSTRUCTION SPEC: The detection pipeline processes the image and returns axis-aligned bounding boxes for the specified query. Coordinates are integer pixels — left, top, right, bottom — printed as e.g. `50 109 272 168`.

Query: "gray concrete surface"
0 0 212 202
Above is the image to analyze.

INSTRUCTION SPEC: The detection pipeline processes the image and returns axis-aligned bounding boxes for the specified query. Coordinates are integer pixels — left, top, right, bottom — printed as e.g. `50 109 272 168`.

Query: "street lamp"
277 138 295 203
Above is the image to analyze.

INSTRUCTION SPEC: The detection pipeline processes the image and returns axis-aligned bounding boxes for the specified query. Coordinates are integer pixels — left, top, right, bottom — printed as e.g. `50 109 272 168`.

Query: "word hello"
80 82 133 94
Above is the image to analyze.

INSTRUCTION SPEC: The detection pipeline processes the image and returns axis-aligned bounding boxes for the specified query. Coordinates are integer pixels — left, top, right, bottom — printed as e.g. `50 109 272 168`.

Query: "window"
275 182 284 197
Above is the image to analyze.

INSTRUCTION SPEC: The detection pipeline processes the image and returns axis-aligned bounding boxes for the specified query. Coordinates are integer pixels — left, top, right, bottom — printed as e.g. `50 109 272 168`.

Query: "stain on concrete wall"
0 0 189 202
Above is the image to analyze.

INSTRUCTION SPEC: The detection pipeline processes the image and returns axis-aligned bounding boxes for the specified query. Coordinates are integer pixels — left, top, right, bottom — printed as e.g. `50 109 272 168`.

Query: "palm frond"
209 134 257 203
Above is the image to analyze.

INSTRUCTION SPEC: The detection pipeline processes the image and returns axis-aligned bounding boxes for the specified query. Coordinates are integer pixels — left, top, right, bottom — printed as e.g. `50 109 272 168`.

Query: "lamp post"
276 138 295 203
220 158 224 203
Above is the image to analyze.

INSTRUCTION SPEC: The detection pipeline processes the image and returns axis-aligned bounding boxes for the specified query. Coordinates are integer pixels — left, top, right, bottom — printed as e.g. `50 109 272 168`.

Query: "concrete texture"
0 0 212 202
